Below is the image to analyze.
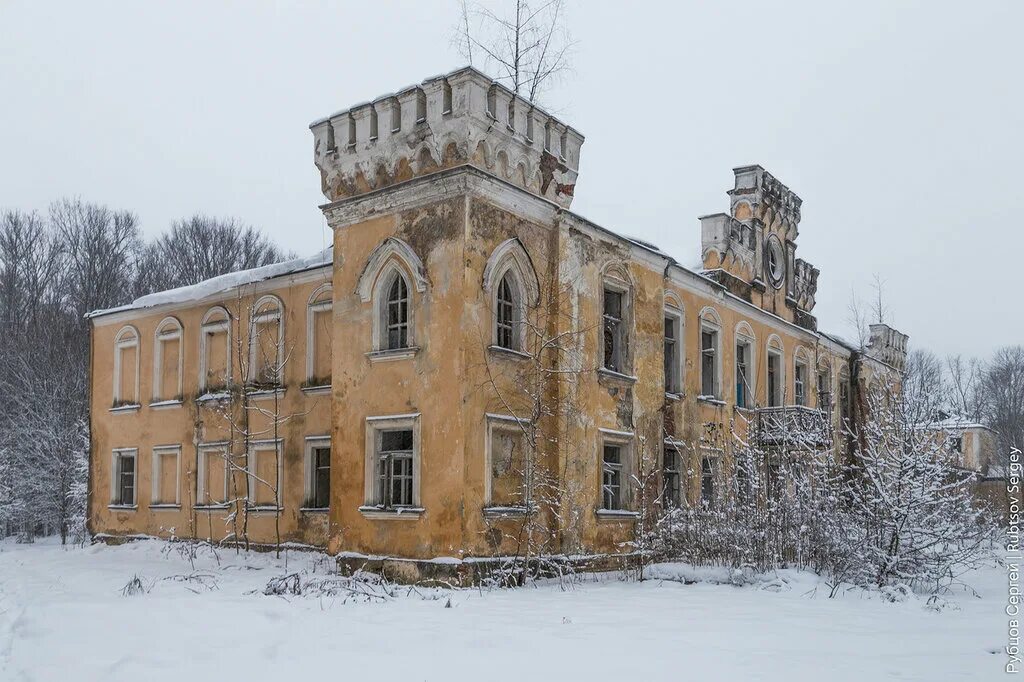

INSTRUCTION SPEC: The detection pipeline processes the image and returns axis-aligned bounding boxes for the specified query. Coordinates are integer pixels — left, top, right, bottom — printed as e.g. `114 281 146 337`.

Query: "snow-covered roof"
87 247 332 319
925 415 990 431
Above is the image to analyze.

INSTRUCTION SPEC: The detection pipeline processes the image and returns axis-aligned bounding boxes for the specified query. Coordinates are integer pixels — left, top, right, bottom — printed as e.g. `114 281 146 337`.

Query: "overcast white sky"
1 1 1020 358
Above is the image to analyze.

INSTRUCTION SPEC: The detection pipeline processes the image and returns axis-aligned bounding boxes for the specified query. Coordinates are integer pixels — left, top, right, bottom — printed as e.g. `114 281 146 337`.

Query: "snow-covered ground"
0 538 1008 681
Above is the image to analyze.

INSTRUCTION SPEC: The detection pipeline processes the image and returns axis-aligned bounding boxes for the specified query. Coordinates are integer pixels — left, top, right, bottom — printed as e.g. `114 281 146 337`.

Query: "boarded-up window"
153 448 179 505
253 318 281 385
201 308 230 391
250 446 279 508
251 298 283 387
114 327 139 405
155 318 182 401
490 426 527 507
200 448 227 505
312 307 332 383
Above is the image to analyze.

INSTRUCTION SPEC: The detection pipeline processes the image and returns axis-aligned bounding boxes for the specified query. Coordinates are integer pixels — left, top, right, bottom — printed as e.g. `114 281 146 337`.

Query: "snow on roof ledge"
87 247 332 319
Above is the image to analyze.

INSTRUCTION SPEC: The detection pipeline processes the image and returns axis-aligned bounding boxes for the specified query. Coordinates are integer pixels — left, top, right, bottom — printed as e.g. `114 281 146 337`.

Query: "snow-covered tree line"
0 200 289 543
641 371 1000 594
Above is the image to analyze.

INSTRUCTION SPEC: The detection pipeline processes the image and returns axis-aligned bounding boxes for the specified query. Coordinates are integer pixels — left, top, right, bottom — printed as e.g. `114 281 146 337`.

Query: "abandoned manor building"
88 66 982 572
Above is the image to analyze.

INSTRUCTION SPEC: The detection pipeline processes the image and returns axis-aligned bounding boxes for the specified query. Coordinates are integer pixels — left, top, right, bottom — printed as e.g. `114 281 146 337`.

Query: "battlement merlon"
310 66 585 207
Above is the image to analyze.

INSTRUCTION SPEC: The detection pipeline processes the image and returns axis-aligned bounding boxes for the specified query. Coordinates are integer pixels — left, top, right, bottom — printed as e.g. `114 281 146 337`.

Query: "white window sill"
696 395 726 406
299 507 329 514
195 391 231 404
366 347 420 363
107 504 137 511
246 387 285 401
149 504 181 510
595 509 639 521
358 505 424 520
194 503 231 511
247 505 283 514
487 345 531 361
300 384 331 396
596 368 638 385
109 404 141 414
665 391 683 402
149 399 183 410
482 505 532 518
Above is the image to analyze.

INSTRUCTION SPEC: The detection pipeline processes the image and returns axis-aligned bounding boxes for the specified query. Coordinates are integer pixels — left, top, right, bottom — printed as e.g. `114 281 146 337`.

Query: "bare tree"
138 215 291 294
455 0 575 102
945 354 987 422
982 345 1024 463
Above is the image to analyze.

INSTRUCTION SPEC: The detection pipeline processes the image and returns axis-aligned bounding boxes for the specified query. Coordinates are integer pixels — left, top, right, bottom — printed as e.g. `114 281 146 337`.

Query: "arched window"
384 271 410 350
306 284 333 389
200 307 231 392
153 317 183 403
113 326 140 407
699 308 722 399
794 347 811 407
735 322 756 409
357 237 427 356
250 296 284 387
663 293 684 395
495 273 518 350
483 239 538 355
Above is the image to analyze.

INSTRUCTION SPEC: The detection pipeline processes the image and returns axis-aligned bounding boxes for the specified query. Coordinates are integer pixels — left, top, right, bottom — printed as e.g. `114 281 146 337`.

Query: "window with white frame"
599 430 633 511
735 327 755 409
113 326 140 407
794 355 809 406
197 444 228 507
486 415 529 508
304 439 331 510
248 440 282 509
250 296 283 388
664 307 683 395
767 339 784 407
151 445 180 507
364 414 420 511
602 285 628 373
306 285 333 387
152 317 183 403
699 310 722 399
111 449 137 507
200 307 231 392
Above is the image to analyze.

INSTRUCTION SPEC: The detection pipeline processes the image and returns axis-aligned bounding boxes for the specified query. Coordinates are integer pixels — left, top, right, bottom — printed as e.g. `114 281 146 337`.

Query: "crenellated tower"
309 66 584 208
700 165 820 330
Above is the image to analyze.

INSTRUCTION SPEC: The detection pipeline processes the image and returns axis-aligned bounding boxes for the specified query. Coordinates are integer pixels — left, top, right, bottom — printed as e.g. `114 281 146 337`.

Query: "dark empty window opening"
496 274 518 350
701 456 716 508
369 107 378 140
391 99 402 133
736 342 751 408
603 289 624 373
312 446 330 509
768 352 782 407
701 329 718 397
116 453 135 506
662 448 680 508
664 316 679 394
795 362 807 406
